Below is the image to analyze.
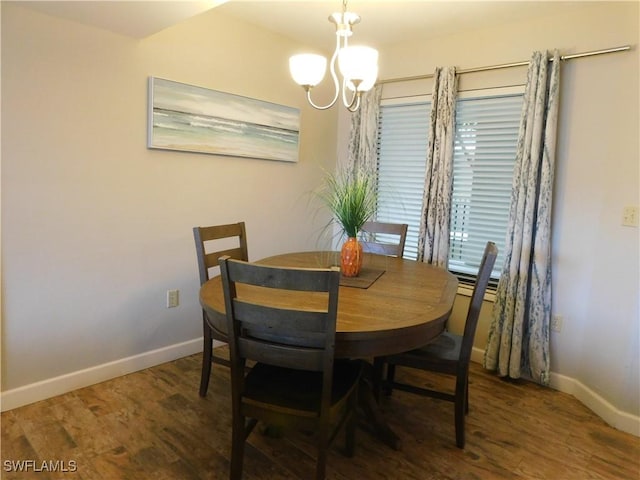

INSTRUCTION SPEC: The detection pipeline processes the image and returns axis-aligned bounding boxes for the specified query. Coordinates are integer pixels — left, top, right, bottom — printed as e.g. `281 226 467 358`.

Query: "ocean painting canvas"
148 77 300 162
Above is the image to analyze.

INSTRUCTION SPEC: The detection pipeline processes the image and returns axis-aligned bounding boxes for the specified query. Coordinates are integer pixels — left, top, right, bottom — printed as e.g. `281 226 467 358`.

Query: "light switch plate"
622 206 639 227
167 289 179 308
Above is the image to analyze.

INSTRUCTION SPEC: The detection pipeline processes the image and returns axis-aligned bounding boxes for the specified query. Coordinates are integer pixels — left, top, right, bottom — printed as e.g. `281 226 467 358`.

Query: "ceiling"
20 1 226 39
20 0 589 50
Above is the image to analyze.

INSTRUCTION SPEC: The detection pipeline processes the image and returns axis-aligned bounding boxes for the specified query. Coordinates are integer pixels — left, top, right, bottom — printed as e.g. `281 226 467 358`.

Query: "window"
376 87 524 283
376 99 430 260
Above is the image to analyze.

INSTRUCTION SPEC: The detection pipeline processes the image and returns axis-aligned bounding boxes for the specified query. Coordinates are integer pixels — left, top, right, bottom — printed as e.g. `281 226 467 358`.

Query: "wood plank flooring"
2 351 639 479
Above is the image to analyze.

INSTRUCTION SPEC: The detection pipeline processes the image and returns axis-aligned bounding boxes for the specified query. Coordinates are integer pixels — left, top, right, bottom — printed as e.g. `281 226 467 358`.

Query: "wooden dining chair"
219 257 362 480
373 241 498 448
360 221 409 257
193 222 248 397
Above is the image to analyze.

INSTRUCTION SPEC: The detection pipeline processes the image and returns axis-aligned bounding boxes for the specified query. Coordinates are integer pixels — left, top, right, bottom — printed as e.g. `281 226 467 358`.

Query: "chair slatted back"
193 222 248 285
360 221 409 257
459 241 498 366
219 258 341 373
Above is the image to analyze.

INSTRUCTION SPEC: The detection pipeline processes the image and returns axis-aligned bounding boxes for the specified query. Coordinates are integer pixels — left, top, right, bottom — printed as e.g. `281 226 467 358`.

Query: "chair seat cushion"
244 360 362 413
388 332 462 367
420 332 462 361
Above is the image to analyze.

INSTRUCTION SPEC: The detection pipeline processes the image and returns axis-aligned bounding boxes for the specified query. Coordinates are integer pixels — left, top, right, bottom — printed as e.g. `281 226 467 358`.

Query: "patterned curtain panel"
347 85 382 175
484 51 560 385
417 67 458 267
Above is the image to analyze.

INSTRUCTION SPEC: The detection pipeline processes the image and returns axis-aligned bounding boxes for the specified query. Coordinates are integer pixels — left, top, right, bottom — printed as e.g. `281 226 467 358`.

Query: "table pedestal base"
357 362 402 451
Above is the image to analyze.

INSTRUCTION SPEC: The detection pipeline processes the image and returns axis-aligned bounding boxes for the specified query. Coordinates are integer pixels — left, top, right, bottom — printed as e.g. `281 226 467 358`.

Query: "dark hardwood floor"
2 351 639 479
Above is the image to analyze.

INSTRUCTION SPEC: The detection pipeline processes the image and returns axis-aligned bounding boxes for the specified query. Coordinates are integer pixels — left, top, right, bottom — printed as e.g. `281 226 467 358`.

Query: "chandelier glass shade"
288 1 379 112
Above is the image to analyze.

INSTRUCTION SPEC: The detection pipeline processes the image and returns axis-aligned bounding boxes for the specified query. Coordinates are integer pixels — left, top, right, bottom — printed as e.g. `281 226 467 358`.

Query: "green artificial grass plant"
319 165 377 238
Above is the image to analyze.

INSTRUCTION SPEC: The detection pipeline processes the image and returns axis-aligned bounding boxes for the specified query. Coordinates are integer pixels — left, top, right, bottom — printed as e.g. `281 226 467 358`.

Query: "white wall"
340 2 638 432
1 4 337 400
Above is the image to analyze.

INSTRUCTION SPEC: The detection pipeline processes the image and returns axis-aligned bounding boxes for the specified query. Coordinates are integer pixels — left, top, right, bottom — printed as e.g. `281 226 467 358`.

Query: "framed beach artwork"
148 77 300 162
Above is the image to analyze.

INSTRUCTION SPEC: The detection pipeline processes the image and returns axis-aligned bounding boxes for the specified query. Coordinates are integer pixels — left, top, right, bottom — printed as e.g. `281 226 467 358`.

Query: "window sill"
456 284 497 303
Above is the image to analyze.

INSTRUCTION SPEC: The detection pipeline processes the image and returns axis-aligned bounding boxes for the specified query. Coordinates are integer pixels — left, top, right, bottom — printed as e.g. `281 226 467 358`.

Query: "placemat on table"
339 268 385 289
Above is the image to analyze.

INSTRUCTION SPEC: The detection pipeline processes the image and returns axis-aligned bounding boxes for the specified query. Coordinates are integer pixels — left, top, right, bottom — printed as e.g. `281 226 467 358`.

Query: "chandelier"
288 0 379 112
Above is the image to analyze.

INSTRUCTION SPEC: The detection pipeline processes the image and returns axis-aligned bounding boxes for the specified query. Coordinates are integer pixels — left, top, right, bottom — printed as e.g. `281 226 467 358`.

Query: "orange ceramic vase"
341 237 363 277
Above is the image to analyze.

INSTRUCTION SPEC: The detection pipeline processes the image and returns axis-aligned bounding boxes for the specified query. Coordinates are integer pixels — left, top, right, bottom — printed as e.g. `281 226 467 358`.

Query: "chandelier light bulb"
338 46 379 91
289 54 327 88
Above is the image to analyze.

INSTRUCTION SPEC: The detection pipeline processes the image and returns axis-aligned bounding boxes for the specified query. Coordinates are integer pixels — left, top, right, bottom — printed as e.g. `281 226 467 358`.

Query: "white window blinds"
376 101 430 260
450 93 523 281
376 89 523 281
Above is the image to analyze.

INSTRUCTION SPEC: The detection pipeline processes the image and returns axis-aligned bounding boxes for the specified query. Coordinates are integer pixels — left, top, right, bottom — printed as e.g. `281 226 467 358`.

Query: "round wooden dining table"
199 250 459 450
200 250 458 358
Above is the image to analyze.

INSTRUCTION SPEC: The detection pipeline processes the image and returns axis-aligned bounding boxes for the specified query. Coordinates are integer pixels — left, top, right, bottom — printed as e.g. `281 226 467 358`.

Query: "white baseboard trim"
470 346 486 365
0 338 203 412
548 371 640 437
471 347 639 437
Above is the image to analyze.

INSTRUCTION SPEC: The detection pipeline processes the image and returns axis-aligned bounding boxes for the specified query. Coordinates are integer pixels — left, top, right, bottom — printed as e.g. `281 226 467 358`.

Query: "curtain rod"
378 45 632 85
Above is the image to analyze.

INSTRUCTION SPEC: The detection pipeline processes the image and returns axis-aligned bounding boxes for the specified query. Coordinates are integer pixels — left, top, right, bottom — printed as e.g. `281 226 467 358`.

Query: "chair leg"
385 363 396 396
199 320 213 397
372 357 384 402
230 415 246 480
465 380 469 415
454 375 467 449
345 389 358 457
316 425 329 480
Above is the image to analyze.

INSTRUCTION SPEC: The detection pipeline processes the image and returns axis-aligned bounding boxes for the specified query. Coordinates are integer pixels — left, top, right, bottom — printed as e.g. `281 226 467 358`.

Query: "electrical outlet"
551 314 563 333
167 289 179 308
622 206 639 227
